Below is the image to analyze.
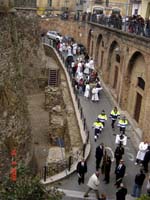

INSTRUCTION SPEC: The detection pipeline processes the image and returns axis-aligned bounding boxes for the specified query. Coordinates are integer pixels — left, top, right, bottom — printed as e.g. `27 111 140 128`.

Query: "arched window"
137 77 145 90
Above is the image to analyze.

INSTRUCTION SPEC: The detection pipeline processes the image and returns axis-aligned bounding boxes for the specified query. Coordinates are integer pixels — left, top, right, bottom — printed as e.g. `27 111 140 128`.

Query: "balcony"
130 0 141 3
95 0 103 4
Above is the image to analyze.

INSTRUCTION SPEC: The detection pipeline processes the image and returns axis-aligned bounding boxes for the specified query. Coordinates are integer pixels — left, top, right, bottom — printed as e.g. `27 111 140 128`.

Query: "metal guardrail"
41 36 90 182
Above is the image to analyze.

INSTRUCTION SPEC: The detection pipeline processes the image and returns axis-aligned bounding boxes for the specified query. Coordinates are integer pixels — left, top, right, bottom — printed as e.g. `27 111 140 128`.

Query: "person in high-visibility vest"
117 116 128 134
97 110 107 127
92 119 104 142
110 107 120 130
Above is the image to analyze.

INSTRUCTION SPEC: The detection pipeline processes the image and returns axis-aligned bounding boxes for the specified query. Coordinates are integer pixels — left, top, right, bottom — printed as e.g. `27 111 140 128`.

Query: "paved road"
44 40 147 199
56 91 141 200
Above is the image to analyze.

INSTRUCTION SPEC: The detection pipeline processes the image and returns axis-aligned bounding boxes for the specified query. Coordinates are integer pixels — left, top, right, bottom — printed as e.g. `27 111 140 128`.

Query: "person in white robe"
135 141 148 165
84 83 90 99
91 86 99 102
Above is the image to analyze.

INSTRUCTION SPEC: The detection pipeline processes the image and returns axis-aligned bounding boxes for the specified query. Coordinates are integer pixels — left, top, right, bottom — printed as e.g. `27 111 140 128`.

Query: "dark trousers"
111 119 116 129
120 127 126 134
78 173 85 184
105 172 110 183
96 158 102 170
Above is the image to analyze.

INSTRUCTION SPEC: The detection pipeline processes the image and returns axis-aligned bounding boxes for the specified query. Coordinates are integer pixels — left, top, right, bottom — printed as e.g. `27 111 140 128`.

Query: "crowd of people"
74 11 150 37
53 35 150 200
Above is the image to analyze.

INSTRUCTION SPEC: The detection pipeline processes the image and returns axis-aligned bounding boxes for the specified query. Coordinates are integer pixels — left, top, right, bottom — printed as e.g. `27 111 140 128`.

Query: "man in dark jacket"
131 169 146 197
114 144 124 167
116 183 127 200
115 159 126 187
143 145 150 172
76 158 87 185
95 143 104 170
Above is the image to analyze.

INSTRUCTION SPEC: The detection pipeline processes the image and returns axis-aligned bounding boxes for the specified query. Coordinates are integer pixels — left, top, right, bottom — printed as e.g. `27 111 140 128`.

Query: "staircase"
48 69 59 87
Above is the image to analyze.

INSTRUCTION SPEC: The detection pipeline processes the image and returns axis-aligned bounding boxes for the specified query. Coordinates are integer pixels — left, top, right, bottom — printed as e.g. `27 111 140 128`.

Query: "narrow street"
44 46 148 200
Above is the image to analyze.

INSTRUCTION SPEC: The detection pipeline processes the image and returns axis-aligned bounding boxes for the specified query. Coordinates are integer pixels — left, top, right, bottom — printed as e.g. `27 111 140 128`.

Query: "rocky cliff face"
0 12 43 180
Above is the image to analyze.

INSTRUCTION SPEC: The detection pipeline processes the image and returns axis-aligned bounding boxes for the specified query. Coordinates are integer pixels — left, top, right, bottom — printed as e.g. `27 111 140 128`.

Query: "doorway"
134 92 142 122
113 66 118 89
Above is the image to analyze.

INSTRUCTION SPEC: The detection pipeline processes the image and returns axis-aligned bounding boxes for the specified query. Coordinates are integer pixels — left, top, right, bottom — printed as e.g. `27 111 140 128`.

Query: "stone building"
40 17 150 141
141 0 150 18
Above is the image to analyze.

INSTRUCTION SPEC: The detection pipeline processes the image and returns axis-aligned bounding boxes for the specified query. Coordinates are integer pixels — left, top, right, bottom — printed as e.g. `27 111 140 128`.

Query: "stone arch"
106 40 120 92
125 51 146 125
95 34 102 67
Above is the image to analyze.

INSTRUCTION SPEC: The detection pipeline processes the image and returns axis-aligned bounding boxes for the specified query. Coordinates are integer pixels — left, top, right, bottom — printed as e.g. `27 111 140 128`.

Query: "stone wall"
0 13 46 179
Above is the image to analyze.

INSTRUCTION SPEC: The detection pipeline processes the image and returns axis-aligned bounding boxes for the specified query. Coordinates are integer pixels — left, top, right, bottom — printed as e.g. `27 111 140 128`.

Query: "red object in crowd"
11 161 17 166
11 149 17 156
10 167 17 181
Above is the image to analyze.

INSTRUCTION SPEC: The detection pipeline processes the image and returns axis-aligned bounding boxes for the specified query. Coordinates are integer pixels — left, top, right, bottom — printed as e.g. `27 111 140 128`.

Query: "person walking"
92 119 104 142
143 145 150 172
110 107 120 130
76 158 87 185
117 116 128 134
114 144 124 167
95 143 104 170
84 82 90 99
131 169 146 198
103 156 111 184
115 159 126 187
97 110 107 127
84 171 100 200
116 183 127 200
135 140 148 166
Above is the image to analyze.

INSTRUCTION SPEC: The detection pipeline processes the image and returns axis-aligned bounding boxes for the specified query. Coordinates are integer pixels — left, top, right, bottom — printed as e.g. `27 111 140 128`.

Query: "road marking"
126 152 135 161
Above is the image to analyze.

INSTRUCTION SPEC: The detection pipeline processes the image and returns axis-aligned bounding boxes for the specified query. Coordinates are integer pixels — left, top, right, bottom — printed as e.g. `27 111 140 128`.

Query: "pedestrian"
135 140 148 166
91 86 99 102
116 183 127 200
97 110 107 127
131 169 146 198
117 116 128 134
114 144 124 167
95 143 104 170
110 107 120 130
115 159 126 188
76 158 87 185
84 171 100 200
146 175 150 196
103 156 111 184
143 145 150 173
92 119 104 142
84 82 90 99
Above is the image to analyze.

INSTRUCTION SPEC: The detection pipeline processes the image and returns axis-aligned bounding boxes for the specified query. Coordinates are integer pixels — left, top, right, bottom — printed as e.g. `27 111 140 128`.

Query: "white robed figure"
91 87 99 102
84 83 90 98
136 141 148 163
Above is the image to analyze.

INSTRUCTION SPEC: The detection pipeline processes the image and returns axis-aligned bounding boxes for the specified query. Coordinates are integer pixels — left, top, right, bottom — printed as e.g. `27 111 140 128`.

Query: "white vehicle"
46 31 62 41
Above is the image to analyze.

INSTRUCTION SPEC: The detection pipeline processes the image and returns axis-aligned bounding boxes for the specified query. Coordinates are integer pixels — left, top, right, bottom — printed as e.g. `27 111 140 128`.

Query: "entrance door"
100 51 104 68
134 92 142 122
113 66 118 89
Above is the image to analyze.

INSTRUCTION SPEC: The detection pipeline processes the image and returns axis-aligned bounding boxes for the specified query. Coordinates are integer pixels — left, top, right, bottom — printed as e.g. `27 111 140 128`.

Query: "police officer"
92 119 104 142
97 110 107 127
110 107 120 130
117 116 128 134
